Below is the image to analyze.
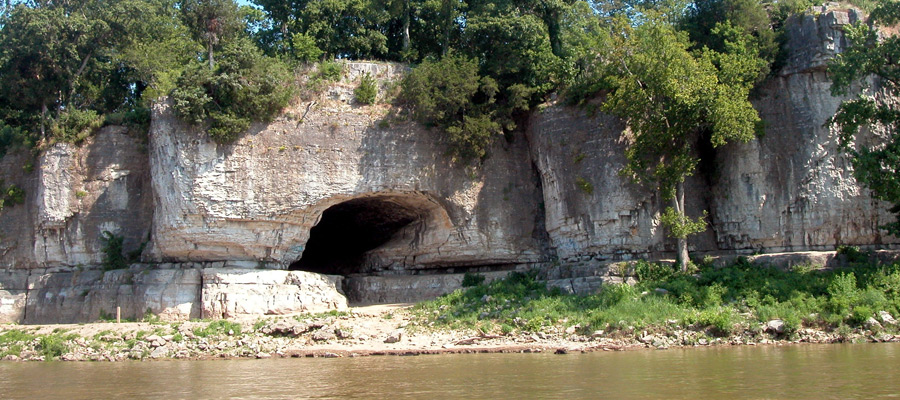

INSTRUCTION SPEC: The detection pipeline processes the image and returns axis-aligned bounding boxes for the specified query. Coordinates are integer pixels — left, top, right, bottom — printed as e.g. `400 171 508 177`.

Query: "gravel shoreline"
1 304 898 362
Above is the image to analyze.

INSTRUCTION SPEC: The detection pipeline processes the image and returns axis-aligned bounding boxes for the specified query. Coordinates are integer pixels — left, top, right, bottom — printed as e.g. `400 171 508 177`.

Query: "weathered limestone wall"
0 265 347 323
526 107 716 263
146 63 548 270
527 8 898 262
1 7 898 324
0 127 152 270
710 8 899 251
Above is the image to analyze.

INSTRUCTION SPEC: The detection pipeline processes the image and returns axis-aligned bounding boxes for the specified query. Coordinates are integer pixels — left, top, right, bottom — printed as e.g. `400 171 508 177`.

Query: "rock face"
201 269 347 318
0 126 152 270
710 7 895 252
146 63 547 271
526 106 717 262
24 267 200 324
0 7 897 323
526 7 898 260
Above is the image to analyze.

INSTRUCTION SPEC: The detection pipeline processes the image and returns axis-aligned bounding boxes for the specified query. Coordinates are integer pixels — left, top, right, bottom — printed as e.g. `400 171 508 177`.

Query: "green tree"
0 0 161 140
680 0 777 86
179 0 243 69
399 52 501 161
600 17 759 271
828 1 900 236
171 38 295 143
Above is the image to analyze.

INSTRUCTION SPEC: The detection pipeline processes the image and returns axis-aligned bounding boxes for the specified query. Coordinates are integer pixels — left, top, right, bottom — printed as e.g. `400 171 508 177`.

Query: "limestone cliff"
0 8 898 323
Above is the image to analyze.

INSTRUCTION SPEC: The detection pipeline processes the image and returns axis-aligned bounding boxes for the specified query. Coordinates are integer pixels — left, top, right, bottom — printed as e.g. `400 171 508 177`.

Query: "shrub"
171 39 295 144
461 272 486 287
692 307 740 336
575 177 594 195
49 109 103 144
837 245 869 264
193 320 242 337
827 272 859 316
103 107 151 134
38 334 69 359
1 182 25 211
634 260 677 283
318 61 343 81
100 231 128 271
399 53 501 162
0 121 32 157
290 33 323 62
354 73 377 105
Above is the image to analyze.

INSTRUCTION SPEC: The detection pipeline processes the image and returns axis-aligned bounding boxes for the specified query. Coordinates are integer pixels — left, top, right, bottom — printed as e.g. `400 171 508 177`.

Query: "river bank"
0 301 897 362
3 253 900 362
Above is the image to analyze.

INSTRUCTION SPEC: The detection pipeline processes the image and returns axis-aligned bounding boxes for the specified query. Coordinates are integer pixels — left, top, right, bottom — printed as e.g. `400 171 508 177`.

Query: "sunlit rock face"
526 8 898 261
0 8 898 324
145 62 549 271
710 8 896 252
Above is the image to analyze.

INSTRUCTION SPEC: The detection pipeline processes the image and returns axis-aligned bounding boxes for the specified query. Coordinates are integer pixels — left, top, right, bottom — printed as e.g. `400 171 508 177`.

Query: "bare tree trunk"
401 0 410 56
40 101 47 139
440 0 454 55
675 181 689 272
208 42 215 70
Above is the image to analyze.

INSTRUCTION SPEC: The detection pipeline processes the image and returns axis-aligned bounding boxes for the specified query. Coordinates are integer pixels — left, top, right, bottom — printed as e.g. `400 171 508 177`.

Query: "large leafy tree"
0 0 161 140
600 16 760 270
828 1 900 236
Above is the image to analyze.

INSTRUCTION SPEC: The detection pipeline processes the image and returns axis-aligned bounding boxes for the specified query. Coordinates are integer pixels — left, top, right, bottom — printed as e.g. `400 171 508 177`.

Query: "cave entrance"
289 195 430 275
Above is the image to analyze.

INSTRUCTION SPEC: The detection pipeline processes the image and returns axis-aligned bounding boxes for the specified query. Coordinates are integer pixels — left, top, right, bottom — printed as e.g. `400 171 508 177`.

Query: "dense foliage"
413 257 900 338
171 39 294 143
828 1 900 236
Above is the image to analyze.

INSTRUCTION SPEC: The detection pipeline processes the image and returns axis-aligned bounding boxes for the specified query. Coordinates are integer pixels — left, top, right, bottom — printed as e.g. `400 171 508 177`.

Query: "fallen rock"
384 329 404 344
766 320 785 334
865 317 883 330
334 328 352 339
145 334 167 348
312 328 337 341
878 311 896 326
150 346 168 359
260 320 313 337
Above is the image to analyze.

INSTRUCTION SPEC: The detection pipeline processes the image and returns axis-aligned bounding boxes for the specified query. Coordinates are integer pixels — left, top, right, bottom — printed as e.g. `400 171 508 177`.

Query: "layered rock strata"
0 8 897 323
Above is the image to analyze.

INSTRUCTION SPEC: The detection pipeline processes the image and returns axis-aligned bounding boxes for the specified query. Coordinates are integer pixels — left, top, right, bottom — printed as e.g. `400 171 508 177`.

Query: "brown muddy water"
1 343 899 399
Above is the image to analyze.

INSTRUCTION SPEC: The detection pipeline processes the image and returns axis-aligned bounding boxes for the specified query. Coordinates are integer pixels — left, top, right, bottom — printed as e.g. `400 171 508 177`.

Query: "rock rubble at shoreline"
1 305 898 362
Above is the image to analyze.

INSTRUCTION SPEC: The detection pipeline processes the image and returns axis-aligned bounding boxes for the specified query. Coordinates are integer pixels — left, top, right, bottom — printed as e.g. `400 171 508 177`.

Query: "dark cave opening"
289 196 425 275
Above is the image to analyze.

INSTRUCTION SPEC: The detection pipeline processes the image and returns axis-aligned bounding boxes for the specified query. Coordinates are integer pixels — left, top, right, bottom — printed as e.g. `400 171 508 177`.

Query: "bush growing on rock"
354 72 377 105
171 39 295 144
399 53 502 162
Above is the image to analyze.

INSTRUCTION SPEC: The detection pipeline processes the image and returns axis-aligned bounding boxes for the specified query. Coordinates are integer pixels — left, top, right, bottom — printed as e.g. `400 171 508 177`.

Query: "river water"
1 343 898 399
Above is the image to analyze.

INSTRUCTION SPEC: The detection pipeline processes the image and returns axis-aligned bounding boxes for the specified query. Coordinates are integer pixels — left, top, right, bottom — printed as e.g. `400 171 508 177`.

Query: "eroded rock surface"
0 8 897 324
146 83 548 271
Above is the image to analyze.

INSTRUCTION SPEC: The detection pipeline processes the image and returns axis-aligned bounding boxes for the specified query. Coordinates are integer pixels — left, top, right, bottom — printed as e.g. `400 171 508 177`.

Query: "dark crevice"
289 196 424 275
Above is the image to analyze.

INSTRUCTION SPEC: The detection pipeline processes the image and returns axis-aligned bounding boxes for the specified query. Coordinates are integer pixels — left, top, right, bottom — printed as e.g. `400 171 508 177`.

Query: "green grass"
412 258 900 338
292 310 350 322
193 320 242 338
